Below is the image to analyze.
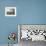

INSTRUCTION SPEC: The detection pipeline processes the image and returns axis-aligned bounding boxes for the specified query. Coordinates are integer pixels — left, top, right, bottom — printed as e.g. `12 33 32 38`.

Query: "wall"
0 0 46 44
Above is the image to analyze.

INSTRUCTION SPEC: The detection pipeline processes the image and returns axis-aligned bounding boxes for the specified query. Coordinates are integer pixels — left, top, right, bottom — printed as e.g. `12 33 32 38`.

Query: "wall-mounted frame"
5 7 16 16
18 24 46 42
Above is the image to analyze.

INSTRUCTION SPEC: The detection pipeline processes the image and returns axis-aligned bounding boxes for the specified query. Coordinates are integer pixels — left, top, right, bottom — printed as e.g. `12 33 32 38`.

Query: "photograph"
18 25 46 46
5 7 16 16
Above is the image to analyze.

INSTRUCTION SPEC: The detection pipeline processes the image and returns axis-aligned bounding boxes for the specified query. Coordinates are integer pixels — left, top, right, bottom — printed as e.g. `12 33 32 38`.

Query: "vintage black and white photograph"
5 7 16 16
18 25 46 46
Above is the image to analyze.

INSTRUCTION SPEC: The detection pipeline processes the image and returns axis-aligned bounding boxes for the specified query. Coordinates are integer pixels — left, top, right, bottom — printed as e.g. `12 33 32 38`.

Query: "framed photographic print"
18 24 46 42
5 7 16 16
